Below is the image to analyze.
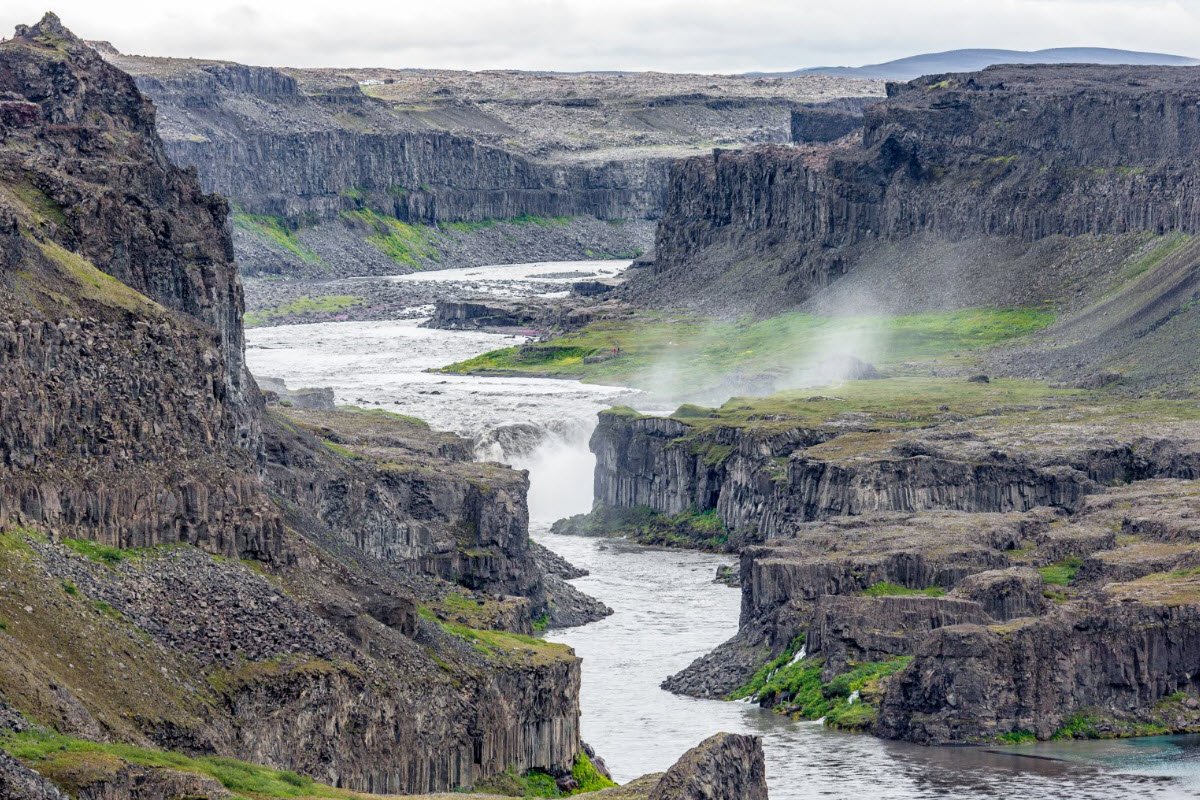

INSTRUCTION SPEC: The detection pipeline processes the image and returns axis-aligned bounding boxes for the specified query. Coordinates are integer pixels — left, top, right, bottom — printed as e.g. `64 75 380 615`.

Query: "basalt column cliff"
0 15 767 798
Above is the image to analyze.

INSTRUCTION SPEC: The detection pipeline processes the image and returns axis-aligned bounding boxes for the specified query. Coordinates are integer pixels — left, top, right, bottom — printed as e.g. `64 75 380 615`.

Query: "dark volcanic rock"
0 752 69 800
633 64 1200 386
807 594 993 679
875 588 1200 743
648 733 768 800
948 567 1048 622
0 13 282 559
0 17 597 795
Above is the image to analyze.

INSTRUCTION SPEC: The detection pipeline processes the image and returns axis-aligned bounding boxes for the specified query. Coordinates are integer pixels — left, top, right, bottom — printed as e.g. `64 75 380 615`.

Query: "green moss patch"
2 729 359 799
730 648 911 732
232 212 322 264
473 753 615 797
439 623 574 668
62 539 125 565
858 581 945 598
244 295 364 328
341 208 440 268
1038 556 1083 586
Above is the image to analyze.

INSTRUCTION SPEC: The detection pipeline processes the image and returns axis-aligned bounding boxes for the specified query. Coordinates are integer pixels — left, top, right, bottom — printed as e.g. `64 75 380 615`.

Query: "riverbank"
246 307 1200 798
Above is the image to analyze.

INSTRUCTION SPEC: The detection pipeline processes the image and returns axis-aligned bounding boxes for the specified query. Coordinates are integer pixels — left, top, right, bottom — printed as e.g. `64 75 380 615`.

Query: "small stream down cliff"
246 261 1200 799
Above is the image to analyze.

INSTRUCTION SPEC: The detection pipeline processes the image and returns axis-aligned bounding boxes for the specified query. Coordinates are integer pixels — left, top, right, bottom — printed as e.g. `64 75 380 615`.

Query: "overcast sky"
4 1 1200 72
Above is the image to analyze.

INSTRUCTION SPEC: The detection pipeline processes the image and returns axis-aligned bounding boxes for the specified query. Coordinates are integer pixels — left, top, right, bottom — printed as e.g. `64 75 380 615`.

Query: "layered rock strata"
634 65 1200 384
0 16 604 793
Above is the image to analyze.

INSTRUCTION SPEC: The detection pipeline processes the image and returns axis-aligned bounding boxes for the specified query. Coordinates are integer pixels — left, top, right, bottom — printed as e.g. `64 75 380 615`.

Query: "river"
246 260 1200 799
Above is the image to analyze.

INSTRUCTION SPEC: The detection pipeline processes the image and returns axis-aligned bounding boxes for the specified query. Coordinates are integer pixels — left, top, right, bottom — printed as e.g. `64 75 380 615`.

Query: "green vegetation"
731 651 912 730
9 181 67 227
244 295 364 328
63 538 124 565
571 754 617 793
443 218 499 234
996 730 1037 745
650 376 1077 442
439 622 573 667
341 208 440 267
858 581 945 598
533 614 550 632
474 753 615 797
320 440 362 461
38 239 162 315
231 212 322 264
551 505 730 551
1051 712 1101 740
440 307 1055 396
1109 232 1191 291
729 635 806 702
0 729 361 799
984 155 1019 165
60 581 77 596
1039 556 1083 586
337 405 430 428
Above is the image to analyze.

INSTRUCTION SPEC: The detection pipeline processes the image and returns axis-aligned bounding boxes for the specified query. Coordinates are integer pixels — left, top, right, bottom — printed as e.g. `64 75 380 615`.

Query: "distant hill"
755 47 1200 81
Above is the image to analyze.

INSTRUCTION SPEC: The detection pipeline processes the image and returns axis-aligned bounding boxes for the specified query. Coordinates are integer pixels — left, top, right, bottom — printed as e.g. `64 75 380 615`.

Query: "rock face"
0 13 280 559
262 408 550 614
590 407 1200 540
790 97 875 143
257 376 336 410
0 16 597 793
807 594 992 679
0 752 69 800
424 298 549 331
647 734 767 800
598 380 1200 743
92 47 878 278
875 592 1200 744
634 65 1200 384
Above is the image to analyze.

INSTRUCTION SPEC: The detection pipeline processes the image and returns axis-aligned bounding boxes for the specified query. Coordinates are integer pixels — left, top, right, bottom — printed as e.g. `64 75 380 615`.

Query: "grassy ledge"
729 646 912 732
2 729 353 799
244 295 365 328
438 307 1055 394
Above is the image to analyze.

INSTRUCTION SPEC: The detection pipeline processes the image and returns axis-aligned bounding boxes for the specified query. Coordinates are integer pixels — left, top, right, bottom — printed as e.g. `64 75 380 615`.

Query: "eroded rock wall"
640 64 1200 319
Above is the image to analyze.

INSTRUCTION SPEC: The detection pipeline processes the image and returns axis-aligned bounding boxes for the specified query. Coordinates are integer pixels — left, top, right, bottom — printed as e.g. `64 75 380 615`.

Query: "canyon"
94 44 879 281
6 4 1200 799
545 55 1200 755
0 14 767 800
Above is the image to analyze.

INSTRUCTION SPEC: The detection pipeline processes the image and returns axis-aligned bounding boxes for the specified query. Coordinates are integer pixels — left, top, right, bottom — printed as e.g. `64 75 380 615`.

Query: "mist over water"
245 261 1200 799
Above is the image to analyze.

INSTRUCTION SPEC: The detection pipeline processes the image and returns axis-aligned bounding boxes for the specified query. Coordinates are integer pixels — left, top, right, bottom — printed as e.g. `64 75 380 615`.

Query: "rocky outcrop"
875 591 1200 744
262 408 548 613
424 298 549 331
257 376 336 410
0 14 282 560
640 734 767 800
0 17 598 794
807 594 993 678
947 567 1048 621
590 408 1200 540
634 65 1200 384
790 97 875 143
0 752 69 800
